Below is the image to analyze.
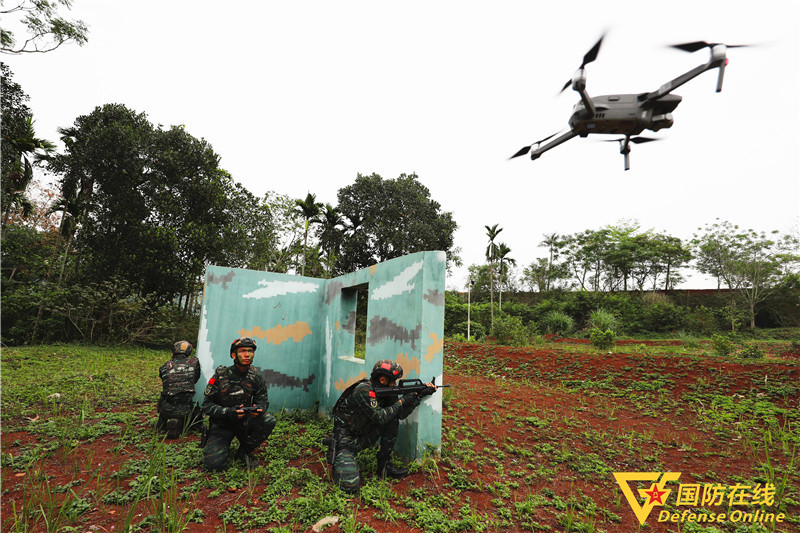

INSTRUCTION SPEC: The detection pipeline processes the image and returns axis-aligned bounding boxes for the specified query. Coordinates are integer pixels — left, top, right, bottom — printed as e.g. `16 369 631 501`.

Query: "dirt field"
2 340 799 532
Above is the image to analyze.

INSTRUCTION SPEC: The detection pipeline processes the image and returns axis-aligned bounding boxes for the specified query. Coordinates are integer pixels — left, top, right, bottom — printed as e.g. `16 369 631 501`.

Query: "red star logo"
643 483 668 505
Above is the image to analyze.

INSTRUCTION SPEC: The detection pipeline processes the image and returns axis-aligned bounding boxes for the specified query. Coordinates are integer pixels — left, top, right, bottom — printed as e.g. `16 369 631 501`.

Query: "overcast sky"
5 0 799 290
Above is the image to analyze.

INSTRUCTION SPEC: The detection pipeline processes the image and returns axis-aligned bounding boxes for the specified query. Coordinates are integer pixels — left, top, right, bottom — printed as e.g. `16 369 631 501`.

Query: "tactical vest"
214 365 258 408
162 356 199 397
333 379 372 435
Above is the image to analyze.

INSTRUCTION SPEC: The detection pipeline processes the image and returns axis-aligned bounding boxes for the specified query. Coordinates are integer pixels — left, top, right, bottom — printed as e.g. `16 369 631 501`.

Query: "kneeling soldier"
202 337 276 471
329 359 435 494
157 340 202 438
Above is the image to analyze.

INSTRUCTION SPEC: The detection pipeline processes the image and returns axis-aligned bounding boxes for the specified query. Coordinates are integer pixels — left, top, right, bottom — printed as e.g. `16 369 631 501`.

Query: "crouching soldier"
157 340 202 438
202 338 276 471
328 359 435 494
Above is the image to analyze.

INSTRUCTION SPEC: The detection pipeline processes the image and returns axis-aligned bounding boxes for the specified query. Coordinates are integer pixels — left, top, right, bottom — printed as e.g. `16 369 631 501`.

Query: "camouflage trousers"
157 395 202 433
203 414 276 471
333 419 398 494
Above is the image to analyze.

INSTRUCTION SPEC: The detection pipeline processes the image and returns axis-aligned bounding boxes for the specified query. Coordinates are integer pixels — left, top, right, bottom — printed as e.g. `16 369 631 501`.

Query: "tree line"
466 220 798 333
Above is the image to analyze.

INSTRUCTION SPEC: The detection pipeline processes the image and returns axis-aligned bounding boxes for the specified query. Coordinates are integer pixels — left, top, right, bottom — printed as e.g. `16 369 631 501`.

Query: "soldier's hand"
249 408 263 418
235 405 246 419
401 392 420 408
422 382 437 397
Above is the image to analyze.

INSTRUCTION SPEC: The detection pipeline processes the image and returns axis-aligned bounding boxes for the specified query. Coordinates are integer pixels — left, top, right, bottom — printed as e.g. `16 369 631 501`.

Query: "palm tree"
540 233 560 292
294 192 323 276
317 203 344 277
496 242 516 310
485 224 503 330
2 116 55 228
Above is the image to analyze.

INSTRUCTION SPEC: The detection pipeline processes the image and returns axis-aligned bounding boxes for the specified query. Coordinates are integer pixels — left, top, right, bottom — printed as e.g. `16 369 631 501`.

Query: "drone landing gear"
604 135 658 171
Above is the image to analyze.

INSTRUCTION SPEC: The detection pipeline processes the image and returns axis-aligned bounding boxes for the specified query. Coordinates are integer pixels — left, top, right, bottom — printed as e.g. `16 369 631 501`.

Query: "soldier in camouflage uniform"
330 359 436 494
202 337 276 471
157 340 202 439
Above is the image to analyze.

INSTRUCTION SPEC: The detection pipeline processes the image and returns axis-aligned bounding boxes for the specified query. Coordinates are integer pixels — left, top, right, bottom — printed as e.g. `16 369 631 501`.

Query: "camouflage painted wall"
195 251 447 458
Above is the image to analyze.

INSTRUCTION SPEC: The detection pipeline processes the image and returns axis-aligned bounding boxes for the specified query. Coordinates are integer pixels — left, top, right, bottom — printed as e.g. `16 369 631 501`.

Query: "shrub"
589 328 616 351
676 331 701 348
492 314 533 346
640 300 688 333
710 334 736 357
738 343 765 360
686 305 715 336
450 321 486 341
587 308 619 332
539 310 574 335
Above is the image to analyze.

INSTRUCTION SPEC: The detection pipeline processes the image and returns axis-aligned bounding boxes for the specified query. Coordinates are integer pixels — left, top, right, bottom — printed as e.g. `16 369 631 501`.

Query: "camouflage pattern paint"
196 251 446 458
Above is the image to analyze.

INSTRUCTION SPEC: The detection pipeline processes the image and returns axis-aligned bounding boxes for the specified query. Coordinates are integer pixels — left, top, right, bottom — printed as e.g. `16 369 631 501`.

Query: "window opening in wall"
354 284 368 360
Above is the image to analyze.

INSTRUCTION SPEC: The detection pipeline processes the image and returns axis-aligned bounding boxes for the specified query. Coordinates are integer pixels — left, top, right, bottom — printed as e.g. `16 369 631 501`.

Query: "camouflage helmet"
172 340 193 357
371 359 403 382
230 337 257 355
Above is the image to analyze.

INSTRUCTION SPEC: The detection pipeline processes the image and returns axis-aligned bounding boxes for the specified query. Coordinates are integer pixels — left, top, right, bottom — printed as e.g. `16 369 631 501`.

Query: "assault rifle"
373 377 450 399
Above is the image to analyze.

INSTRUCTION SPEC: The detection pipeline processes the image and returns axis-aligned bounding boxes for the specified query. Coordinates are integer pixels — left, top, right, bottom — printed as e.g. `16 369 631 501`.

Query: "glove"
420 384 437 398
401 392 420 409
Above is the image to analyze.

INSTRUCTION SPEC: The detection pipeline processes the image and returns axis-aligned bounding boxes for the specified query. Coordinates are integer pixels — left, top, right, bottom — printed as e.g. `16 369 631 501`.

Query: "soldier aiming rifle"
324 359 448 494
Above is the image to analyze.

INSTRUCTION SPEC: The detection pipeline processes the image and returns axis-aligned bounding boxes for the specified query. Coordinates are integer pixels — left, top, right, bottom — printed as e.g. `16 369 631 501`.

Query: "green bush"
491 314 533 346
710 334 736 357
589 328 616 351
539 310 574 335
686 305 716 336
451 321 486 341
640 300 688 333
587 308 619 333
738 343 765 360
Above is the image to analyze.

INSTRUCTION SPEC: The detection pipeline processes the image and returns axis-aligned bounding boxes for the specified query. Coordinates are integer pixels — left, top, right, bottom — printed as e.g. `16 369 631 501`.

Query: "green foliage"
0 0 89 54
589 328 616 351
1 277 197 345
334 173 458 274
450 321 486 341
738 343 765 360
639 298 688 333
540 310 574 335
586 308 619 332
491 314 533 346
710 334 736 357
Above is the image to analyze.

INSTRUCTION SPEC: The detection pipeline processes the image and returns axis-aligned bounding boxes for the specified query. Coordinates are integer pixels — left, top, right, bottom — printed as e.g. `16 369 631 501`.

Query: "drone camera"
651 113 674 131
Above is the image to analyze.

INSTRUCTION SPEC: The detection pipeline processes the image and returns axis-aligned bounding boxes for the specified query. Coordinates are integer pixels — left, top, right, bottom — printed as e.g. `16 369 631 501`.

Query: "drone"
511 35 749 170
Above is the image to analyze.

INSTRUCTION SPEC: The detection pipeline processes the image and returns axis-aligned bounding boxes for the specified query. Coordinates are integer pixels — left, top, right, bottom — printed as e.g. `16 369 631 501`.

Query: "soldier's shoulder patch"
368 391 376 398
370 399 378 408
205 377 215 396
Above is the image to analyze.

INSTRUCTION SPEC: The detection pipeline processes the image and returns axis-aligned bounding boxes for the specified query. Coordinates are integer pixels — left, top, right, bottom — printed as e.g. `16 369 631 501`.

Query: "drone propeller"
670 41 751 53
602 136 659 145
509 132 559 159
560 33 606 93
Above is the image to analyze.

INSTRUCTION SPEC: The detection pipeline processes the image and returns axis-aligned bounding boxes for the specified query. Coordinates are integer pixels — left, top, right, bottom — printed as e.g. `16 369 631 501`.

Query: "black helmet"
230 337 257 355
172 340 193 357
371 359 403 382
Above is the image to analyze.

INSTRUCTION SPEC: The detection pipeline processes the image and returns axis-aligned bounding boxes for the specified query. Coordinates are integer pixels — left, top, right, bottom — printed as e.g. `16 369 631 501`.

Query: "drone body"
512 38 746 170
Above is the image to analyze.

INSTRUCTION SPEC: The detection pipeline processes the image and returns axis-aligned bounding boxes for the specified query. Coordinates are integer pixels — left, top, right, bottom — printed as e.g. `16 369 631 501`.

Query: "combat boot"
166 418 180 439
377 454 409 479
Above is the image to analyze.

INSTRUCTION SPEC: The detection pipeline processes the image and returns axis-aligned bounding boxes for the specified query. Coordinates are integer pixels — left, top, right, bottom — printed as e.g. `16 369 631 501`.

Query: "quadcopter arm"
530 130 579 160
642 45 727 102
